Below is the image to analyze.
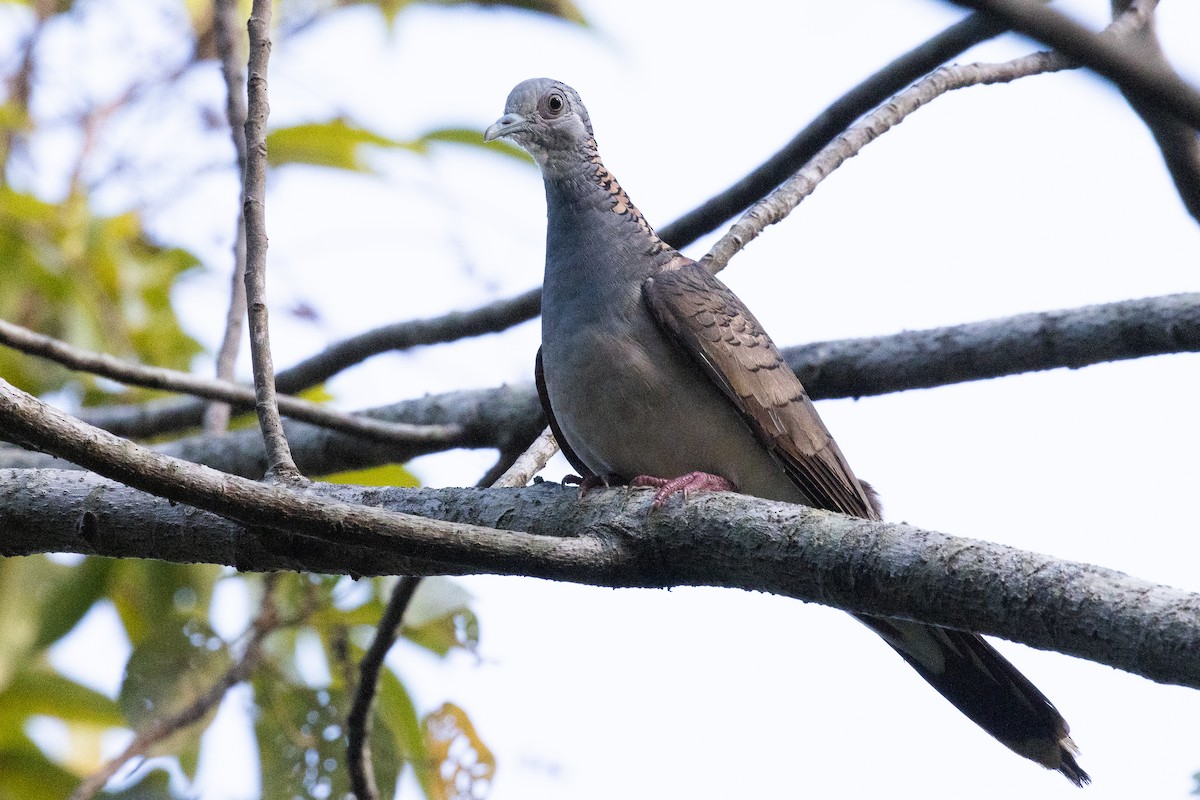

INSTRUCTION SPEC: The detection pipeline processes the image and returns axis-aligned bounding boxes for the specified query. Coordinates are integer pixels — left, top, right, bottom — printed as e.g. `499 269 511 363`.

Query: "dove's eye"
545 92 565 115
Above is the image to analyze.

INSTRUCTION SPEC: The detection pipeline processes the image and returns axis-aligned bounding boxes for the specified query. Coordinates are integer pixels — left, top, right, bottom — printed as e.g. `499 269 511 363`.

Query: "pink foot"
631 471 736 509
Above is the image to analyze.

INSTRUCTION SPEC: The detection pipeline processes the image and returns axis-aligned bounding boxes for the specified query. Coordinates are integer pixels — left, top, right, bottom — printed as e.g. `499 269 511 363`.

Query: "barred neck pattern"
585 138 672 257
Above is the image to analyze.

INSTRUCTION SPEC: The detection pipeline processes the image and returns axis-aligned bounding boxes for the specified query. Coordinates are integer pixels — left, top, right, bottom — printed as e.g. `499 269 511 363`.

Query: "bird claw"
576 474 626 497
631 471 736 509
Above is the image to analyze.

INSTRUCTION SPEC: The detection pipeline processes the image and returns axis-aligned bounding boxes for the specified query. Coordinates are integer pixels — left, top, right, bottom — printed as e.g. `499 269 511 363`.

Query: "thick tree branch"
0 377 609 574
2 468 1197 691
783 292 1200 398
0 384 547 477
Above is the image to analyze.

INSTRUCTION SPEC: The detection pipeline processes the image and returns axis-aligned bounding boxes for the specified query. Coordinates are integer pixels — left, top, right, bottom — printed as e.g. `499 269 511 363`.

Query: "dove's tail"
857 615 1089 786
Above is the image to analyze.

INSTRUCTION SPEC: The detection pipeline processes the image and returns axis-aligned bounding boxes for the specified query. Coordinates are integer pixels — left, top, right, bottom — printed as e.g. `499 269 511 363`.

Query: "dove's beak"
484 113 527 142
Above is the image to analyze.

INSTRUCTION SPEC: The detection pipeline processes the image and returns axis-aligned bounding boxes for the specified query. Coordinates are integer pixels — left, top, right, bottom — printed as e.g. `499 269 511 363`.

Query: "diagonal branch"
1108 0 1200 225
696 25 1135 274
76 287 542 439
0 375 605 572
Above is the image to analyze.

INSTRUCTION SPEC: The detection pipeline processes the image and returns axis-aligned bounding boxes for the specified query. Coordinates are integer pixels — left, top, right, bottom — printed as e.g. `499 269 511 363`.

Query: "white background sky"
17 0 1200 798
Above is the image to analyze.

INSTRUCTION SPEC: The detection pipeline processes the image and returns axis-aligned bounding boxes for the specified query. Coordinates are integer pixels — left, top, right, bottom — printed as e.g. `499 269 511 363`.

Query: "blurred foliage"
0 0 585 795
267 121 531 173
0 188 202 404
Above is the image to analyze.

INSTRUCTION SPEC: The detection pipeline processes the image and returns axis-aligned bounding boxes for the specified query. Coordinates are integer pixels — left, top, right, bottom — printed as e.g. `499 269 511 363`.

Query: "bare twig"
241 0 301 482
71 288 542 440
345 427 559 797
659 12 1008 248
205 0 251 435
490 426 559 488
346 575 421 800
0 318 462 444
68 576 282 800
697 3 1162 276
946 0 1200 127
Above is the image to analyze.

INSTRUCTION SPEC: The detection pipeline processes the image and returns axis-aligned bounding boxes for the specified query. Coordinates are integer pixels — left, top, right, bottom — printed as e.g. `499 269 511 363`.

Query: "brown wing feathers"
642 262 877 519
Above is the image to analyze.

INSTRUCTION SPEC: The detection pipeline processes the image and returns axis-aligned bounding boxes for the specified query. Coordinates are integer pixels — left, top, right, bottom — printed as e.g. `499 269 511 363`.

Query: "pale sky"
26 0 1200 797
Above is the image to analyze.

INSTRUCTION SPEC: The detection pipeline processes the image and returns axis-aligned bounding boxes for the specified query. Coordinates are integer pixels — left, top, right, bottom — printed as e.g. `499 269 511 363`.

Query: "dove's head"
485 78 595 175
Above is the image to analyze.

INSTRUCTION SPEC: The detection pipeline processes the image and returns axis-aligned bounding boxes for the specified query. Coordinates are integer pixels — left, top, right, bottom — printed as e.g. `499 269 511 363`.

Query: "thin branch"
205 0 251 435
0 318 462 444
697 48 1091 273
346 575 420 800
7 294 1189 479
659 12 1008 248
344 427 559 798
68 576 282 800
4 467 1200 691
242 0 299 481
945 0 1200 127
76 287 542 440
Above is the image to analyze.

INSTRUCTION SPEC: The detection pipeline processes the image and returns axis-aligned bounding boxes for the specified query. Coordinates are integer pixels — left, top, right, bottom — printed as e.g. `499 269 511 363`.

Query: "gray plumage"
486 77 1087 785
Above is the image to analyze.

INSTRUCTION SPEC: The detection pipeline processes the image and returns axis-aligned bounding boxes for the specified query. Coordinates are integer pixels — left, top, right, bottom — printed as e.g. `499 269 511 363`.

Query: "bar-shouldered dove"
485 77 1087 785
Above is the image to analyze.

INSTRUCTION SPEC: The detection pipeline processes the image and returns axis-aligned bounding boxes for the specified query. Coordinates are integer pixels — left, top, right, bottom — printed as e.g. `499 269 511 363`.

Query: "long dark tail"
858 615 1089 786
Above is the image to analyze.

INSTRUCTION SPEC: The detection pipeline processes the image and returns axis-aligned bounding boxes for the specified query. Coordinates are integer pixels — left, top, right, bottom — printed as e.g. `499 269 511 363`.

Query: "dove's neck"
540 149 679 343
542 146 675 279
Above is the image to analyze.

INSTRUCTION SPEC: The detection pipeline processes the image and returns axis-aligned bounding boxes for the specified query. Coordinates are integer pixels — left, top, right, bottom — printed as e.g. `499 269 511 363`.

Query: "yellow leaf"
422 702 495 800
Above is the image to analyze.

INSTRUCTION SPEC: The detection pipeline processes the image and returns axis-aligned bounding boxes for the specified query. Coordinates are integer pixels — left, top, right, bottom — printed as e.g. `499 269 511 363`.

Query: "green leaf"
0 188 202 402
0 738 78 800
420 126 532 163
375 666 434 796
33 557 114 650
401 578 478 657
108 561 218 647
0 557 76 686
118 618 230 779
0 668 122 730
266 119 406 172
